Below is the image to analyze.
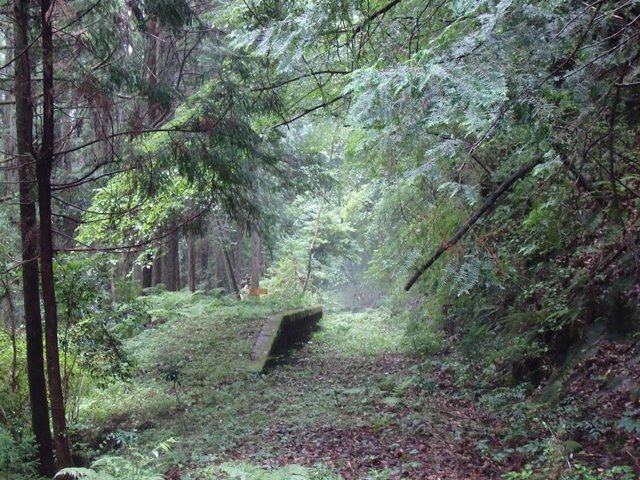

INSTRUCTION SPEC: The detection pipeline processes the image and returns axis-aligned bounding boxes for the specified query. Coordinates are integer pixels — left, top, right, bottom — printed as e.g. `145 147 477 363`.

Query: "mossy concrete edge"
249 305 323 373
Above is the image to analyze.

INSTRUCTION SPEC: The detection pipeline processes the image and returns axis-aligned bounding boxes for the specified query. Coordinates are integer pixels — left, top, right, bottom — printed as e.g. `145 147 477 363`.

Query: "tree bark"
223 246 240 297
235 222 244 280
187 234 196 292
214 243 227 291
200 239 210 289
141 263 152 288
405 158 543 291
214 217 240 297
250 229 261 289
302 210 321 294
145 18 161 126
38 0 72 467
152 250 163 286
14 0 56 474
162 230 180 291
0 90 15 199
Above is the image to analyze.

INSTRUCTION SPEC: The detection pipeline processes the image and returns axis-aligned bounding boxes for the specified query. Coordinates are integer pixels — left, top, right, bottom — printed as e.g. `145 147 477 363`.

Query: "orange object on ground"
249 288 268 296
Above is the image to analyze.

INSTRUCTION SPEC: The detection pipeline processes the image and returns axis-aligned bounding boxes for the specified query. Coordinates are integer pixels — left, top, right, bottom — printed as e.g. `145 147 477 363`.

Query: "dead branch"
404 157 543 291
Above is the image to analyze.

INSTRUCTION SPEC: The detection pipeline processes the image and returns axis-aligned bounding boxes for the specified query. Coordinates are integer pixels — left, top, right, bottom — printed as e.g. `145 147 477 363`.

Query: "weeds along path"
221 310 504 480
80 295 640 478
77 294 504 479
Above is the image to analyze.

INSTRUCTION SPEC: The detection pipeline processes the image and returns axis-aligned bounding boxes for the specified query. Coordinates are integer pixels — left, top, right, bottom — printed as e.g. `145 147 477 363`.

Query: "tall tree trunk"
214 217 239 297
302 210 321 294
152 250 163 286
14 0 56 475
235 222 244 281
175 239 182 291
1 281 19 392
214 243 227 291
141 261 152 289
0 90 15 199
200 240 210 289
187 234 196 292
250 230 261 289
145 18 161 126
223 246 240 298
38 0 72 467
132 260 141 285
162 230 180 291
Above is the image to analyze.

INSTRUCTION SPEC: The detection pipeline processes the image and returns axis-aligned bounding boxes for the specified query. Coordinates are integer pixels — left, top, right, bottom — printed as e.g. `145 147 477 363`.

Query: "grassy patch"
311 308 406 357
74 293 410 477
201 462 340 479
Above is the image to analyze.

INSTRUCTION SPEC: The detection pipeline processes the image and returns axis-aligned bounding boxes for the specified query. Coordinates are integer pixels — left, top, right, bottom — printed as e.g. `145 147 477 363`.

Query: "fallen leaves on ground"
220 338 639 479
224 353 505 479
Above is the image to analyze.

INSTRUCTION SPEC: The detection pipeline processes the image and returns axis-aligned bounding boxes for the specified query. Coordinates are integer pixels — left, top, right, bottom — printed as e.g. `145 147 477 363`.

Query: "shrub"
0 426 39 480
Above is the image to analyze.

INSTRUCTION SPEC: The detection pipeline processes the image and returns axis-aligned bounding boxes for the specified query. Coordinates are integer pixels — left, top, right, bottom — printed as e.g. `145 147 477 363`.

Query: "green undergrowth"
202 462 340 479
308 308 405 357
73 291 408 478
71 291 637 478
58 461 340 480
76 292 305 425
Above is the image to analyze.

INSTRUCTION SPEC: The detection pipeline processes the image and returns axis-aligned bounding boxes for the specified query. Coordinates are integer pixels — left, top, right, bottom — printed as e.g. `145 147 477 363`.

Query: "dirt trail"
221 318 639 479
225 348 506 479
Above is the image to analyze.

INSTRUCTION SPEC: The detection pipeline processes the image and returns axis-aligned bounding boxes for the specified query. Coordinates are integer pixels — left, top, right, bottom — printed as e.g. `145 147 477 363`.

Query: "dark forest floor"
225 338 639 479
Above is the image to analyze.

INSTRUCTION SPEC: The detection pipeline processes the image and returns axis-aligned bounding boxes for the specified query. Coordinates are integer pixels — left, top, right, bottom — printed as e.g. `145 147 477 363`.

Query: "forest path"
84 294 637 478
224 354 503 479
218 309 505 479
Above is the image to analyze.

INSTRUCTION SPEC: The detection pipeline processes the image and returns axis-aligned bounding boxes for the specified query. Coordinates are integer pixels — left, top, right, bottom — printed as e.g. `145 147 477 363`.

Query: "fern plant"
0 427 39 480
54 440 175 480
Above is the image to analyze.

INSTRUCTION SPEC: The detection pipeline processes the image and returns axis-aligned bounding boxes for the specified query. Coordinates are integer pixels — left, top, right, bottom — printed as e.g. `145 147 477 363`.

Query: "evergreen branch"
51 191 151 217
560 31 639 82
352 0 405 38
471 4 638 154
54 104 232 157
175 32 202 91
51 166 130 191
55 200 214 254
273 94 346 128
549 0 604 78
54 128 191 156
404 157 543 291
553 0 604 39
252 70 352 92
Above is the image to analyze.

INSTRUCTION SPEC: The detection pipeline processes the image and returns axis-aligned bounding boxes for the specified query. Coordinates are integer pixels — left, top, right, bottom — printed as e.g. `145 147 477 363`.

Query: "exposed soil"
561 340 640 472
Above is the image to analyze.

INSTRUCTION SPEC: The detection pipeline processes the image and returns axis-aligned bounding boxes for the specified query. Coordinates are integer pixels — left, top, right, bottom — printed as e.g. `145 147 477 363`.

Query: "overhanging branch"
404 157 543 291
273 94 346 128
352 0 405 38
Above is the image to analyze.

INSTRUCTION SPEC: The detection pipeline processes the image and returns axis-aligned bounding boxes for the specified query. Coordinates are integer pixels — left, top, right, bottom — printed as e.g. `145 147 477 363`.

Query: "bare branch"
405 157 543 291
273 94 346 129
252 70 352 92
352 0 405 38
55 200 214 254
